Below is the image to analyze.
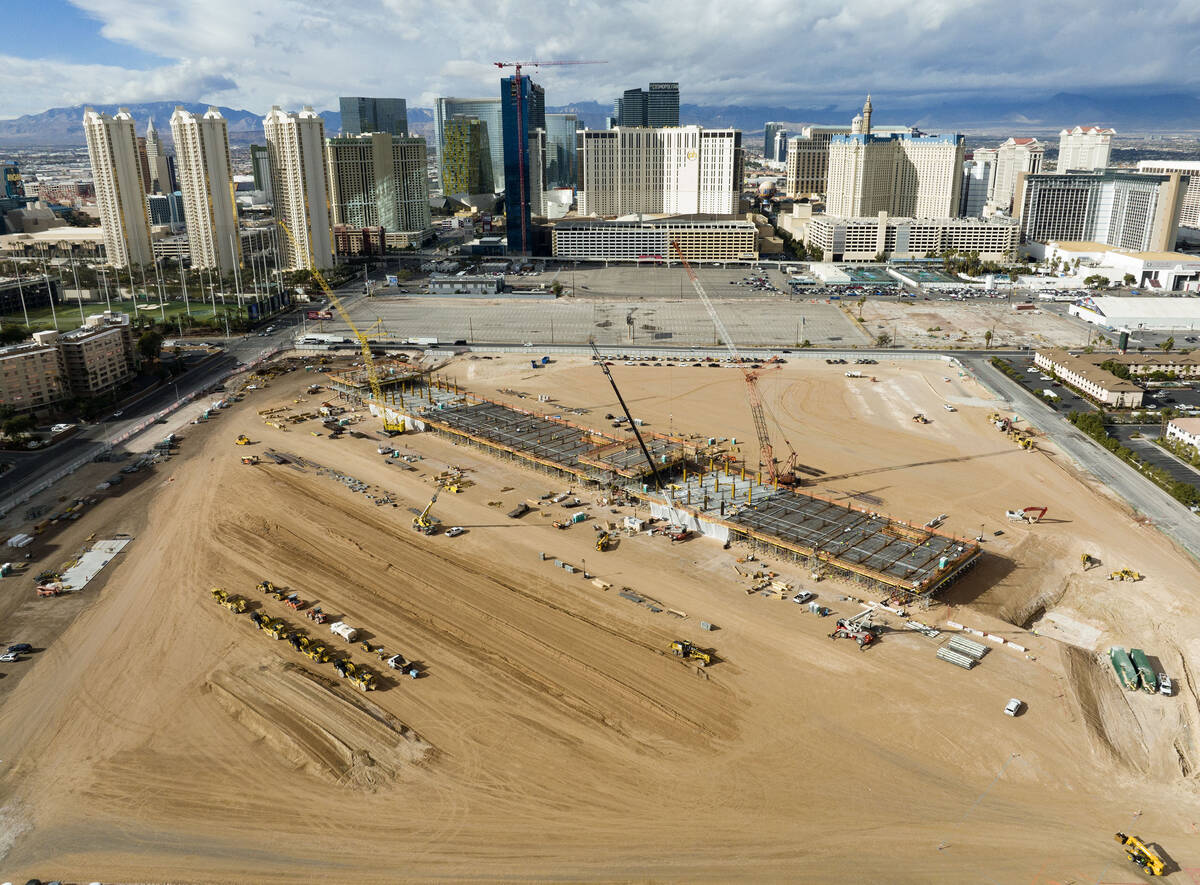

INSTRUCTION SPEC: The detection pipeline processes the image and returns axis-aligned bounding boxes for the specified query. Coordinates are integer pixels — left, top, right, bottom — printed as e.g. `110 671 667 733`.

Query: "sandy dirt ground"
861 299 1090 350
3 353 1200 882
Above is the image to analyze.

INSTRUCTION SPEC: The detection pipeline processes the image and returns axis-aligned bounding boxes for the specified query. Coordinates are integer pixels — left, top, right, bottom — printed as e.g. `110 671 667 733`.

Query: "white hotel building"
577 126 743 217
263 106 333 270
82 107 154 268
170 106 242 276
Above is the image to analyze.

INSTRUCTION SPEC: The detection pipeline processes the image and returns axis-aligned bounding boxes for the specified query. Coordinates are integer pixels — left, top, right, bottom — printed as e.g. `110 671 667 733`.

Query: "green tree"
138 330 164 363
875 332 892 347
984 330 993 349
2 413 35 439
857 296 866 319
1160 336 1175 353
1122 273 1136 287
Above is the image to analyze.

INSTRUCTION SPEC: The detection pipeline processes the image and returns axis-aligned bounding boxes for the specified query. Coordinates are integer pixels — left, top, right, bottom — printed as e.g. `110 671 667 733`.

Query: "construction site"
3 255 1200 882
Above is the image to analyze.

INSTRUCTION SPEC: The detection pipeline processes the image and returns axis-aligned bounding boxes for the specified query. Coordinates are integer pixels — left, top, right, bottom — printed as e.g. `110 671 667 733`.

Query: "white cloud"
2 0 1198 118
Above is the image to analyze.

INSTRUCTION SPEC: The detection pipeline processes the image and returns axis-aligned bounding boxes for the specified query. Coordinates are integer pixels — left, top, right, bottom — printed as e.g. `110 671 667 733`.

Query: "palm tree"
984 330 993 349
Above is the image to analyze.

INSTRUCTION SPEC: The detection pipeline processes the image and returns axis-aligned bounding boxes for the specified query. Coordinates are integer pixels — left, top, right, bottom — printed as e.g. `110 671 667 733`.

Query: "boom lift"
672 241 798 485
588 339 661 488
276 221 404 433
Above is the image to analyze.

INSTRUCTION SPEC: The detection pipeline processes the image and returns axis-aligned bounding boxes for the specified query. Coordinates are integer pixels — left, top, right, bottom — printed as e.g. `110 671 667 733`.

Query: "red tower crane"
672 241 799 486
493 60 606 253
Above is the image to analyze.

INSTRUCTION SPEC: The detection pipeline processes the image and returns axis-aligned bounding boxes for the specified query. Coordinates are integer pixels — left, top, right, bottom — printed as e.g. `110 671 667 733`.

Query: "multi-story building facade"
764 122 788 162
435 97 504 193
0 333 65 413
614 82 680 128
249 144 273 204
552 215 757 261
501 75 546 253
1057 125 1115 172
960 154 993 217
339 97 407 136
545 113 579 190
1137 161 1200 230
825 97 962 218
325 132 432 238
144 117 171 194
147 191 185 227
263 106 333 270
1015 169 1188 252
440 116 493 196
83 107 154 268
647 82 680 128
170 106 241 275
56 311 136 397
576 126 743 217
785 125 851 198
805 213 1019 262
989 137 1044 212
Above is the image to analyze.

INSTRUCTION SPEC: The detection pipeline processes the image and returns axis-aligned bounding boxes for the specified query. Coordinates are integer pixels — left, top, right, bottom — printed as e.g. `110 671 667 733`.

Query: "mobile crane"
830 609 877 650
412 487 441 535
276 220 404 433
588 338 660 488
672 241 799 485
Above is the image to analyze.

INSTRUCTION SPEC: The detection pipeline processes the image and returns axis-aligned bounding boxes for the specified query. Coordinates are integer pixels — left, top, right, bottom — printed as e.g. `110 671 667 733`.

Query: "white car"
1159 674 1173 696
446 526 465 537
791 591 814 604
1004 698 1024 717
0 651 20 663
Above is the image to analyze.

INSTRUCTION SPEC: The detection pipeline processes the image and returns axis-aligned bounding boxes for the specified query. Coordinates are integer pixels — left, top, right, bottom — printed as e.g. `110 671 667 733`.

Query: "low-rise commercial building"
1069 295 1200 330
805 213 1019 262
1033 348 1144 407
428 275 504 296
0 333 66 412
56 311 136 397
1166 417 1200 449
552 215 758 262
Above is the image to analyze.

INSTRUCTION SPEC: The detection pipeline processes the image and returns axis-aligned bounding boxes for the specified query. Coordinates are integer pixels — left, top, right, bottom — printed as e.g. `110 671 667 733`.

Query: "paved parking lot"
1109 424 1200 486
341 297 869 347
998 354 1097 413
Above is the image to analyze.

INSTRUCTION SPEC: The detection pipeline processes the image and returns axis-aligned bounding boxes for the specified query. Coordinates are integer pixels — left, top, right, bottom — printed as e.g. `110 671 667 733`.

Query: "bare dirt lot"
4 353 1200 882
861 299 1089 350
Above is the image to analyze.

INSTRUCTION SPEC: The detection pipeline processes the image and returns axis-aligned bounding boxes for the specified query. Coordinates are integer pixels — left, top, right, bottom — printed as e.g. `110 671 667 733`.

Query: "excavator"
670 640 712 667
235 434 252 446
412 487 441 535
830 610 877 650
1081 552 1099 571
1114 832 1166 876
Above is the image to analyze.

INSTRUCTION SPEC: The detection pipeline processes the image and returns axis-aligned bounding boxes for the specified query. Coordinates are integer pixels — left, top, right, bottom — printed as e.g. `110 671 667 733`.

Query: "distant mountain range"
1 92 1197 145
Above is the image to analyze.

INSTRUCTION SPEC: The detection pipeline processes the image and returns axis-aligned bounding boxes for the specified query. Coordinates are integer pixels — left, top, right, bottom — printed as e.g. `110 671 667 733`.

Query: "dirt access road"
2 354 1200 882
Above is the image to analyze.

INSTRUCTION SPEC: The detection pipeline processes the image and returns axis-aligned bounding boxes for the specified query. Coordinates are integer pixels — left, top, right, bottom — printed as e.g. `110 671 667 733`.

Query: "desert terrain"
860 298 1089 350
2 352 1200 882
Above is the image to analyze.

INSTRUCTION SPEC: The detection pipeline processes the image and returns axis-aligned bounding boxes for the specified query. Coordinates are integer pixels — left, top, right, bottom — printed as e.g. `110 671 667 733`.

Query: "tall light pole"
14 261 29 327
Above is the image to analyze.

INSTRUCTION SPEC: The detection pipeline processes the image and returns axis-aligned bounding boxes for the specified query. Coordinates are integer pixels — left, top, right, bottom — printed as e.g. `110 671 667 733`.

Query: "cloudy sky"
3 0 1199 118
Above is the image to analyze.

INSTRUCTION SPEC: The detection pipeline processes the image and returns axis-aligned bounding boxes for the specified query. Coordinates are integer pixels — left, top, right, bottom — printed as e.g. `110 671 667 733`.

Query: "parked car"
1159 674 1173 696
791 591 815 604
446 526 465 538
1004 698 1025 717
0 651 21 662
7 643 32 655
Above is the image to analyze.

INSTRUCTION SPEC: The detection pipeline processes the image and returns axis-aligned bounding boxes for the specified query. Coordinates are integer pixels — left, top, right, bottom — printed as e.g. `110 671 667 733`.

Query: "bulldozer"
350 668 377 691
1108 568 1143 582
211 587 228 604
830 610 877 650
222 595 247 614
670 640 712 667
1114 832 1165 876
596 531 613 552
304 643 330 663
263 618 288 639
235 434 252 446
256 580 276 594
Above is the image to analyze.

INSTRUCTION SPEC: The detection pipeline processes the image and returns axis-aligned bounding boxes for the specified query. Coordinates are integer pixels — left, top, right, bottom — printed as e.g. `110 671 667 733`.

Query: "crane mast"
671 241 797 485
493 60 606 254
276 220 402 432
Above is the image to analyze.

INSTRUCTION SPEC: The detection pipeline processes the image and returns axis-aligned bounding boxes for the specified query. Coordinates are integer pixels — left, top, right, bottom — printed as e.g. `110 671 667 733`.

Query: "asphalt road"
966 355 1200 562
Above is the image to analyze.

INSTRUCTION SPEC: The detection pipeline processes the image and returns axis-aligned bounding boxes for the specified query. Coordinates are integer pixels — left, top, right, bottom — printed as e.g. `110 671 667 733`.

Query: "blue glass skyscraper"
501 75 545 253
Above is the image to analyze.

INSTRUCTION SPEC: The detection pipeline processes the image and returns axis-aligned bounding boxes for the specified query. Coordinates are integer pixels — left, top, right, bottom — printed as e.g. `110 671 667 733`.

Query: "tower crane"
493 60 606 253
276 220 404 432
672 240 798 485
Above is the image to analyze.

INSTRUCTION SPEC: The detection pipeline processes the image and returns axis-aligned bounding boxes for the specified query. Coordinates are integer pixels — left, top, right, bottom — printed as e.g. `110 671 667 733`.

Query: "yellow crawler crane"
276 221 404 433
1114 832 1165 876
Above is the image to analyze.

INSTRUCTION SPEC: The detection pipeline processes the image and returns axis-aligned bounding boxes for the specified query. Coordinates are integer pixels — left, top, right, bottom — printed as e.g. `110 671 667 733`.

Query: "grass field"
1 298 247 333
